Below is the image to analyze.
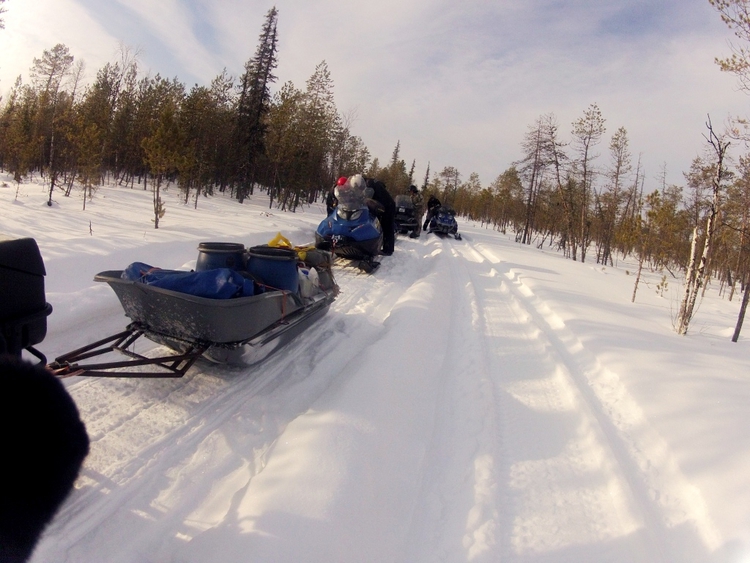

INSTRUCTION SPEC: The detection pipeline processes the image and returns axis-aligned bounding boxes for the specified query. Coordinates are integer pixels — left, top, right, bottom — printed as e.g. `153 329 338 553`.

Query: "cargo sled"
46 242 339 378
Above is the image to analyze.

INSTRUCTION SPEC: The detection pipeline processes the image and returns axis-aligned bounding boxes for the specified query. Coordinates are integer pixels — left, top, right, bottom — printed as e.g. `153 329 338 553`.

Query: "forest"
2 3 750 334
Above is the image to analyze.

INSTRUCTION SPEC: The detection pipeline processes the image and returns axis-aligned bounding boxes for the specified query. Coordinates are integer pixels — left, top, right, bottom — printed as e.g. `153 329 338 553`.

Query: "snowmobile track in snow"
468 240 721 561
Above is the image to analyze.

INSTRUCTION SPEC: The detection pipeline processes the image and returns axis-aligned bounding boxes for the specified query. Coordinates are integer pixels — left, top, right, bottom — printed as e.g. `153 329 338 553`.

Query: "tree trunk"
732 277 750 342
632 255 644 303
677 227 699 334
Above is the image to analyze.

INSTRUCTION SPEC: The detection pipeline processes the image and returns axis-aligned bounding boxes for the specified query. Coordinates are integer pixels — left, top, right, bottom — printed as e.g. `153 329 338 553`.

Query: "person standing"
423 194 441 231
409 185 424 238
362 176 396 256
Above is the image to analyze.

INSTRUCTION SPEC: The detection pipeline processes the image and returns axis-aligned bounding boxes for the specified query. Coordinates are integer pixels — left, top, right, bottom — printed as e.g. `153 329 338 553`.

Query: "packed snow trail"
397 236 659 562
28 220 728 563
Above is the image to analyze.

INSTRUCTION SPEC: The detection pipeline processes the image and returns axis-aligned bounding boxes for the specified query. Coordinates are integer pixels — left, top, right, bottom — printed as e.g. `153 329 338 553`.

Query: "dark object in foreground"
0 238 53 364
0 356 89 563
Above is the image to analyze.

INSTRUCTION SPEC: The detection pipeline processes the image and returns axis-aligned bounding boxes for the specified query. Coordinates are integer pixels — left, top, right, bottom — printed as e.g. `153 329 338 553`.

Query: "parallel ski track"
473 237 668 561
402 236 505 563
467 237 717 562
404 233 669 562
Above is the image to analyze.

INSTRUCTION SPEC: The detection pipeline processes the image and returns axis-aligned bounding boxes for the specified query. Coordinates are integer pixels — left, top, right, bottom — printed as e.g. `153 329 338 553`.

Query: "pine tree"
1 79 37 191
300 60 338 200
75 119 102 210
142 105 176 228
571 103 606 261
235 6 278 202
596 126 632 266
29 44 75 205
515 115 549 246
421 162 430 190
710 0 750 92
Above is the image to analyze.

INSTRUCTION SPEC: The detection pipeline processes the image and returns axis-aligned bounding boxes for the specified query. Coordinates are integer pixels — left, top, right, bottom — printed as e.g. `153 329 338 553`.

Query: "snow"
2 176 750 563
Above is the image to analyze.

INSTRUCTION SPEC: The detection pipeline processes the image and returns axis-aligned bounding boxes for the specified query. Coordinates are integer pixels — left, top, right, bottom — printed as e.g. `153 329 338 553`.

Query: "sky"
2 173 749 562
2 0 750 188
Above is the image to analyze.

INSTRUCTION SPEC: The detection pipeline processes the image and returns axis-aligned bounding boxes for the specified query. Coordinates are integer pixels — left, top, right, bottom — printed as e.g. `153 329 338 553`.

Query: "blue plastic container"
246 246 299 293
196 242 246 271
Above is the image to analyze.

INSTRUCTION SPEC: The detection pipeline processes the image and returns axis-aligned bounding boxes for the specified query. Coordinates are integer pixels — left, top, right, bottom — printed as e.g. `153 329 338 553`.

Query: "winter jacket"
410 190 424 212
426 195 441 212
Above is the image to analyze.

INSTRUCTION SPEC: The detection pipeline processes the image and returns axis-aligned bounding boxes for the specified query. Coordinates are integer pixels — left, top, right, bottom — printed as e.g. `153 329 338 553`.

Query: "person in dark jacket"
423 195 441 231
363 177 396 255
409 185 424 238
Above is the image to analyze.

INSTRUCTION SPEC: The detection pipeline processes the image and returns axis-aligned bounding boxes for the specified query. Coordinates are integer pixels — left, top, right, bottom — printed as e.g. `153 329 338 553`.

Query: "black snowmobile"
393 195 419 237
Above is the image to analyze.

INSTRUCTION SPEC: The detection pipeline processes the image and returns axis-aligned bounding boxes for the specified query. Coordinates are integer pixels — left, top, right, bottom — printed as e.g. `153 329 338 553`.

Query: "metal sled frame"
48 289 334 378
49 324 209 378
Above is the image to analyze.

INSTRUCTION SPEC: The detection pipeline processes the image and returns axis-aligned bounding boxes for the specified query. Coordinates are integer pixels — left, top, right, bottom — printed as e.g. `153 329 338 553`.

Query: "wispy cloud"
112 0 222 82
0 0 746 187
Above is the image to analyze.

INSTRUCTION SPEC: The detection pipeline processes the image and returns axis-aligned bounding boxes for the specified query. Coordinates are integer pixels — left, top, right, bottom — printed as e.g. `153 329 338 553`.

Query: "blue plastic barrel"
196 242 246 271
246 246 299 292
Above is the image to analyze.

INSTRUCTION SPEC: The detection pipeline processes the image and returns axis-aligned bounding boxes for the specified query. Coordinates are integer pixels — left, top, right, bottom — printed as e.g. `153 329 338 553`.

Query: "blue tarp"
122 262 254 299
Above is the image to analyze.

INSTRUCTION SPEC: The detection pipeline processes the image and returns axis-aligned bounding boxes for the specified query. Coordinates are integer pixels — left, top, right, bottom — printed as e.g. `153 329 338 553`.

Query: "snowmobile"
315 181 383 273
427 206 462 240
2 237 339 377
393 195 419 237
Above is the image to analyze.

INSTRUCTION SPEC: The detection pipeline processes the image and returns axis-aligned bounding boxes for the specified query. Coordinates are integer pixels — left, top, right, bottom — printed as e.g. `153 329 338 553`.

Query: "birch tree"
676 118 730 334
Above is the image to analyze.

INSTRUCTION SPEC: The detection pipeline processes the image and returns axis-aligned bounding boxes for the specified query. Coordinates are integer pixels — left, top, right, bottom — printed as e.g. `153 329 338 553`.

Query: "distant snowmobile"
427 206 462 240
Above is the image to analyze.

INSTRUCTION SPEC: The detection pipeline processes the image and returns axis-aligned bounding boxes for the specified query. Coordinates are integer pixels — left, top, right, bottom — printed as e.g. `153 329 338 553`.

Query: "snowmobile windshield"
335 184 366 212
395 195 413 208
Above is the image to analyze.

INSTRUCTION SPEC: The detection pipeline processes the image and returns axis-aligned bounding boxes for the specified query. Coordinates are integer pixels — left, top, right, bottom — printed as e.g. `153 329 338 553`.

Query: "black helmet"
409 185 418 193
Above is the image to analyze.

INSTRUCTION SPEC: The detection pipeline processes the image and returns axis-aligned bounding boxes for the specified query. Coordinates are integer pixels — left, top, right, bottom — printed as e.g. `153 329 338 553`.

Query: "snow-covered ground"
2 176 749 563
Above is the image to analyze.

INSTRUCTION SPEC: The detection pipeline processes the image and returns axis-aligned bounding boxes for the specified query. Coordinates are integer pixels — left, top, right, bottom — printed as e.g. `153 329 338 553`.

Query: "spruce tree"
235 6 278 202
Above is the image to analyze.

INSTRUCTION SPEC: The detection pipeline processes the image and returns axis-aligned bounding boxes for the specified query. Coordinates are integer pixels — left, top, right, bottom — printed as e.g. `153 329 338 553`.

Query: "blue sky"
1 0 748 190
